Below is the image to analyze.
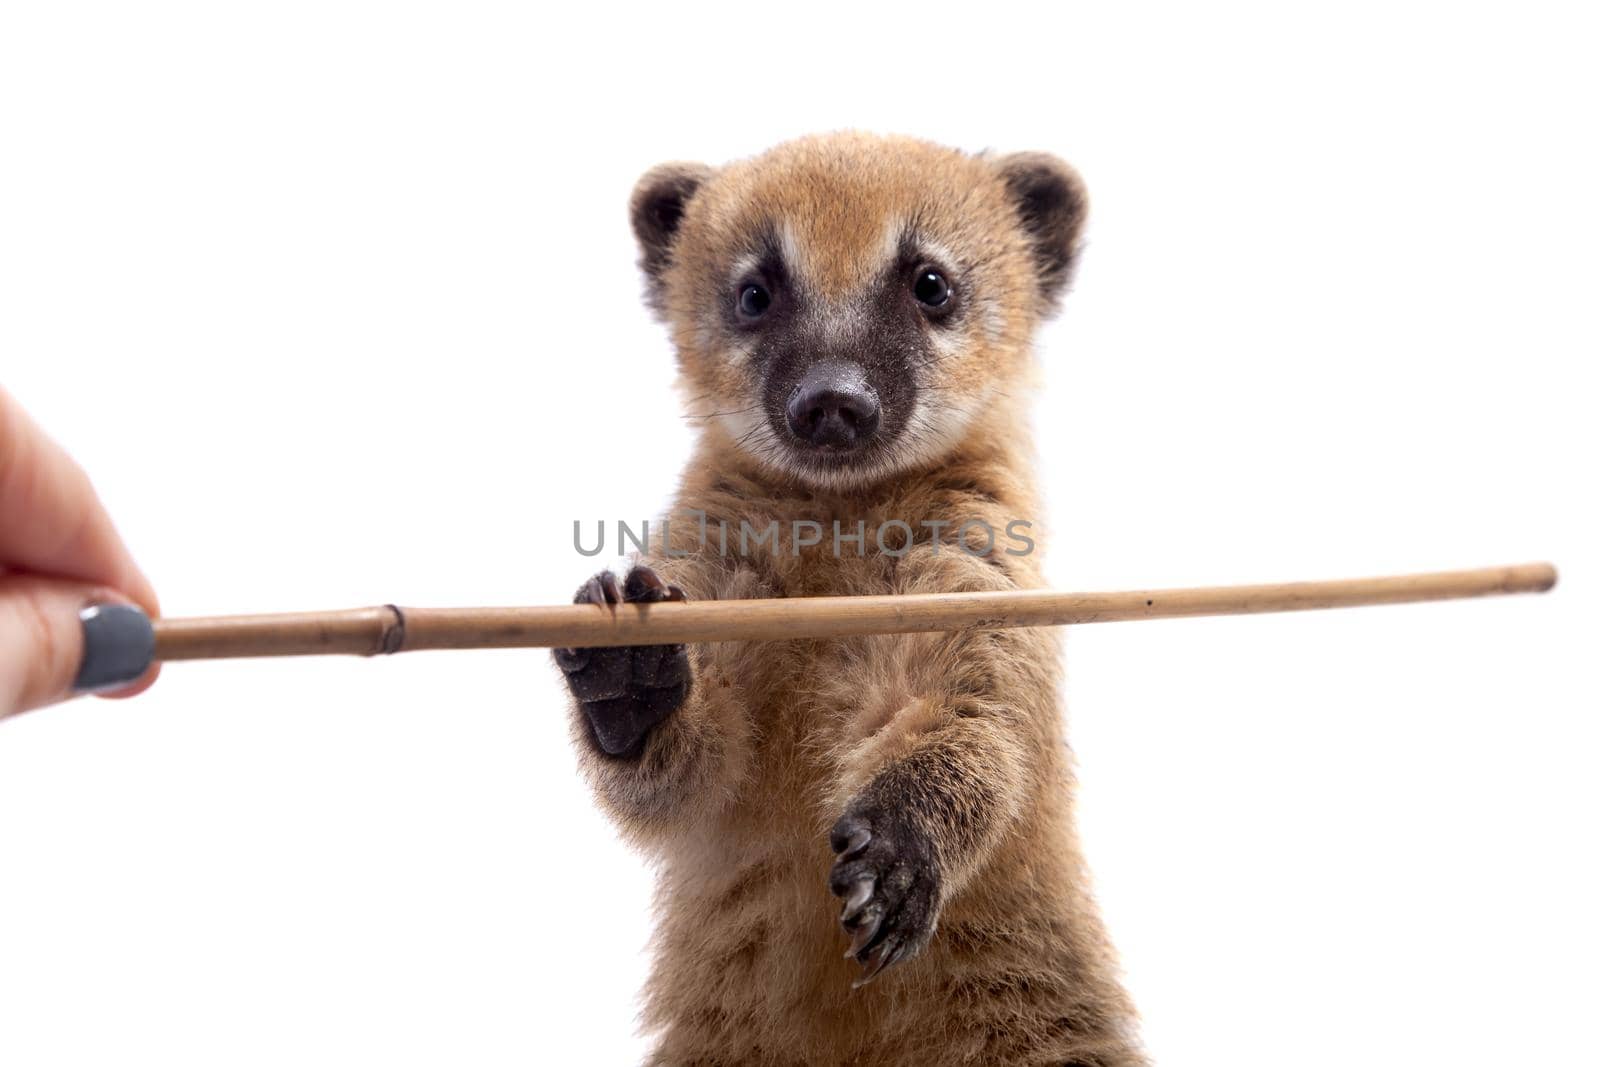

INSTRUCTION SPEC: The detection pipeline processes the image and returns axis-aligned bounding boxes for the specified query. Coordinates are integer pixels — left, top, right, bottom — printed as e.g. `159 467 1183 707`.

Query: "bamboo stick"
150 562 1557 663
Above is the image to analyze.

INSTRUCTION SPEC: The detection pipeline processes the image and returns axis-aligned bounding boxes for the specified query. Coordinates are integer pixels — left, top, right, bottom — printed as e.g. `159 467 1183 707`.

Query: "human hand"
0 386 160 718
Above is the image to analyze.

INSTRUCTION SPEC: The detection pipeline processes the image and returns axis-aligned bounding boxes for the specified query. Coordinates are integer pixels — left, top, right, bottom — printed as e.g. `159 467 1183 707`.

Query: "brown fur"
564 133 1144 1065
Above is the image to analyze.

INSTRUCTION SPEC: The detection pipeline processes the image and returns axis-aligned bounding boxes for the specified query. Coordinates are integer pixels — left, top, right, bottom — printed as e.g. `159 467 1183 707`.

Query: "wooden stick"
151 562 1557 663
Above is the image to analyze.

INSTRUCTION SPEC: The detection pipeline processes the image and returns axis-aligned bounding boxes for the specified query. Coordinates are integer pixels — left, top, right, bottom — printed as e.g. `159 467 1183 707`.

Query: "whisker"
682 404 761 421
906 348 954 375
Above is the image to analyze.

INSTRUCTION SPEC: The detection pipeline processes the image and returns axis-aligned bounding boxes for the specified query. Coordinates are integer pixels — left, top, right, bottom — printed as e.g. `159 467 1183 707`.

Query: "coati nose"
785 362 881 449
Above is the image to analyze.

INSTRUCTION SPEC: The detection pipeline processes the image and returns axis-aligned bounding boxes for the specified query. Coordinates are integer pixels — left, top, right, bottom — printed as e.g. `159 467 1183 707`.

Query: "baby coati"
555 132 1145 1066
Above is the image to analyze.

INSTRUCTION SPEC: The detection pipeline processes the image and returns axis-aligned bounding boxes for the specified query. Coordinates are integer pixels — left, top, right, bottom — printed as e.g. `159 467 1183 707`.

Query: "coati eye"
738 283 772 318
912 268 951 308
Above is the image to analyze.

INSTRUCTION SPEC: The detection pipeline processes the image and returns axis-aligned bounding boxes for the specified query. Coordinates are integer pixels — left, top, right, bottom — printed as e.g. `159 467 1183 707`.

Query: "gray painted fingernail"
74 603 155 693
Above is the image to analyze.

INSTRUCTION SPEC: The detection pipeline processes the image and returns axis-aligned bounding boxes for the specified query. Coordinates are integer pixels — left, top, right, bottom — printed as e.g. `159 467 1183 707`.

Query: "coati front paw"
827 804 943 988
554 565 690 758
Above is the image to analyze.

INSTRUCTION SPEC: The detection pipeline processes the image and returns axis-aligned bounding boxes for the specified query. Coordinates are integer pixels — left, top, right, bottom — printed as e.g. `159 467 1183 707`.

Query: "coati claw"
832 825 871 860
827 807 942 986
852 937 906 989
625 566 663 596
555 564 692 758
841 877 874 921
845 906 885 958
622 564 688 603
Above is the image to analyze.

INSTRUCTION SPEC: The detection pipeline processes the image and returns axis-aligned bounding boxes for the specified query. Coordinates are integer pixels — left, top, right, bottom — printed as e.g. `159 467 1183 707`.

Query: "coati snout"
784 361 881 450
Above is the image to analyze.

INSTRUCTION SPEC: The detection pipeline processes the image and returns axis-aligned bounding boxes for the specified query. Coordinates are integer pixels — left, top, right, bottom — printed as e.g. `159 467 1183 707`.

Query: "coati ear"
630 162 713 309
993 152 1089 307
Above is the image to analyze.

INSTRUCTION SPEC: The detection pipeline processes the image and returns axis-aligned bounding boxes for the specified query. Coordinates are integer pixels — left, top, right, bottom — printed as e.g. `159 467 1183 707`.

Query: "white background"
2 2 1595 1064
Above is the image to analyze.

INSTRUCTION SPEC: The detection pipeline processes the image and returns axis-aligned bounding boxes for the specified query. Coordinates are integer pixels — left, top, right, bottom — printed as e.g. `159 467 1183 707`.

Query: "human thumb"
0 573 156 719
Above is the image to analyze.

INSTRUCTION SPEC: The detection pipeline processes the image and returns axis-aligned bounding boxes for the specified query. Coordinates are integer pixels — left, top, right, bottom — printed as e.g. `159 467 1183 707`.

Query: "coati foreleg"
555 562 744 843
825 627 1040 985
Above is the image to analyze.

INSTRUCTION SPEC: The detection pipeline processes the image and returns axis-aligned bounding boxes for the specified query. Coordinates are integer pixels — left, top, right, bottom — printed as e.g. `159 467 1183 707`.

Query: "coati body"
556 133 1144 1066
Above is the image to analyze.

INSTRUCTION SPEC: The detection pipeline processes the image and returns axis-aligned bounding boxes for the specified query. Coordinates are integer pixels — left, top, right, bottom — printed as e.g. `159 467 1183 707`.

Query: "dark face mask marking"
736 230 968 478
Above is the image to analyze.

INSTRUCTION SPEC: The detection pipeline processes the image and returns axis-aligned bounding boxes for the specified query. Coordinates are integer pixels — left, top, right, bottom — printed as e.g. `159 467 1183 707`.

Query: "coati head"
631 132 1087 490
